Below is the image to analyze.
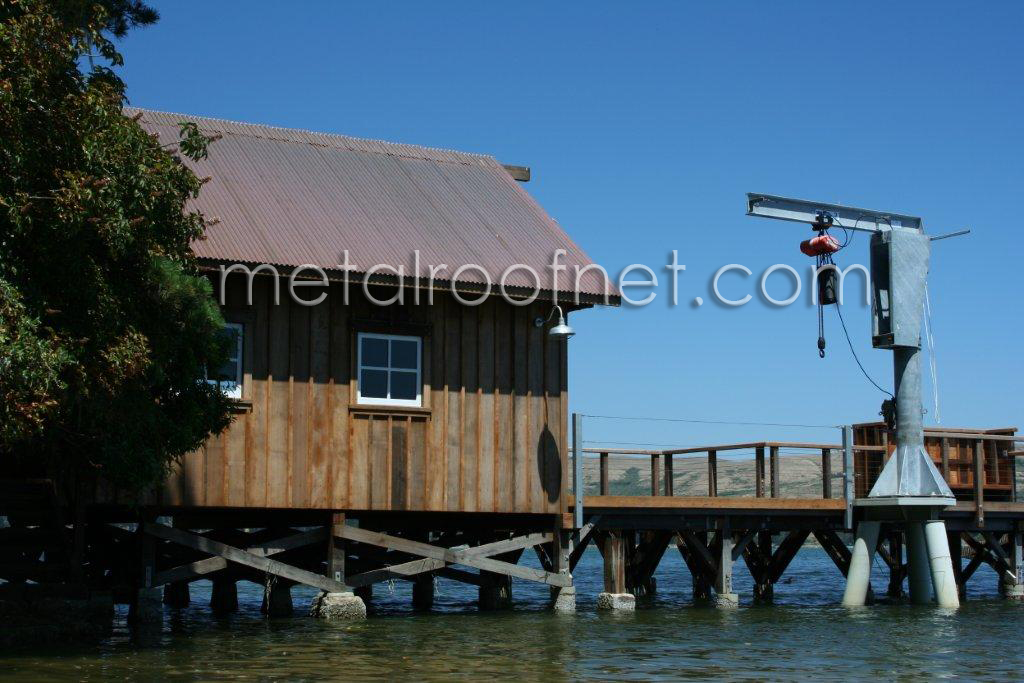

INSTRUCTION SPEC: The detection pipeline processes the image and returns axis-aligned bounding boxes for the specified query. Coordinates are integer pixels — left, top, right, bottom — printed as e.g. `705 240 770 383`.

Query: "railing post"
1012 453 1018 504
664 453 674 496
974 438 985 528
940 437 950 481
842 425 854 530
650 454 661 496
599 452 609 496
769 446 780 498
989 439 1000 485
708 450 718 497
755 446 766 498
572 413 583 529
821 448 832 499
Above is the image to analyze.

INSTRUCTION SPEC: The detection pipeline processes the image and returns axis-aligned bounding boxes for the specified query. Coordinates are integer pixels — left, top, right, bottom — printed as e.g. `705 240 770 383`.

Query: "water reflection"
0 549 1016 682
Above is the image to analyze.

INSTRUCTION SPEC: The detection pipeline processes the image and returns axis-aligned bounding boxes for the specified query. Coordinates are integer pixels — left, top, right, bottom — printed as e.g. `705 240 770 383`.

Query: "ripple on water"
0 548 1017 682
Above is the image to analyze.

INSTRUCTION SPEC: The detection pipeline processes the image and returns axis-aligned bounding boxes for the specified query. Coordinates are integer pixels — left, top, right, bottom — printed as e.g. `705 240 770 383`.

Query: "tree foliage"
0 0 232 490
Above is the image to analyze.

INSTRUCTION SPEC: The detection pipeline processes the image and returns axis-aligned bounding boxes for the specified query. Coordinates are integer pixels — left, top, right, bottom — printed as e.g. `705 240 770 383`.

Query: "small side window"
207 322 244 399
356 332 422 407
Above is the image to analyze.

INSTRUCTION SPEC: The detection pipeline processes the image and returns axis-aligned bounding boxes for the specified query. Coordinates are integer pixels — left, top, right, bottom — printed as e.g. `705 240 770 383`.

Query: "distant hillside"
573 451 844 499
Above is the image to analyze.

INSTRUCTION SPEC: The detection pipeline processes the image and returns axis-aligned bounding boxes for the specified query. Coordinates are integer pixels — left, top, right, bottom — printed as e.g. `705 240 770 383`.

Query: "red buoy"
800 234 840 256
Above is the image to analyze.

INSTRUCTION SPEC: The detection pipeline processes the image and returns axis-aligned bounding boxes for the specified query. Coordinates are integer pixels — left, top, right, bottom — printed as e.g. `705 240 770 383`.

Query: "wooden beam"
600 452 609 495
676 531 713 599
974 440 985 527
346 557 445 588
821 448 832 499
602 531 627 593
628 531 672 588
327 513 346 586
769 446 780 498
708 450 718 497
153 528 327 585
677 530 718 578
144 523 347 593
333 526 570 587
732 530 757 562
664 454 674 496
436 566 503 587
813 529 852 576
533 544 554 573
940 438 950 480
769 530 809 583
650 454 661 497
982 532 1014 575
755 446 766 498
569 519 599 572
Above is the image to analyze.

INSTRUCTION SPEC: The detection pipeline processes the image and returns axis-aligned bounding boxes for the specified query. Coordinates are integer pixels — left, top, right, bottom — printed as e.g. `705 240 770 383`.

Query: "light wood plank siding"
162 277 569 515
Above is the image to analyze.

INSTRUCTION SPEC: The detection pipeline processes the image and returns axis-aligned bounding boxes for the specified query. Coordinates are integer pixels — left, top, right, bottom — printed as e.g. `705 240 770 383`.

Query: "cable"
834 303 894 398
582 414 836 429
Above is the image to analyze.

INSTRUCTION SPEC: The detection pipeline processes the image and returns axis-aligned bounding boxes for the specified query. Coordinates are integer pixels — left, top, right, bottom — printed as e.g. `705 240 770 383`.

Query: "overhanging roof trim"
200 258 617 305
129 108 617 303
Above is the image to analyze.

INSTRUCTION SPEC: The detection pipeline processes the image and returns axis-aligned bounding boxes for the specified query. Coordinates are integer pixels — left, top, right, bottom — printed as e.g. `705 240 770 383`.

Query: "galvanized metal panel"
129 108 614 300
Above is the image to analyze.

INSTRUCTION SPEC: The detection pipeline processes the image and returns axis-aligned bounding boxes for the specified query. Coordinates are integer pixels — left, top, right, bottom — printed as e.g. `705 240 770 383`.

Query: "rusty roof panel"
128 108 615 301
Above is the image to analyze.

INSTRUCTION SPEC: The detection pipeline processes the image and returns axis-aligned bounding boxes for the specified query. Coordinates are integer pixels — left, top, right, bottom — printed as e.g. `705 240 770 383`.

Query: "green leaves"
178 121 212 161
0 0 232 492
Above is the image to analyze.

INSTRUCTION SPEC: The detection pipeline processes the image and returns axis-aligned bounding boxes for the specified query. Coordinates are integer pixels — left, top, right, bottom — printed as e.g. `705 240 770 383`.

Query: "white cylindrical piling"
906 522 933 605
924 520 960 608
842 521 880 607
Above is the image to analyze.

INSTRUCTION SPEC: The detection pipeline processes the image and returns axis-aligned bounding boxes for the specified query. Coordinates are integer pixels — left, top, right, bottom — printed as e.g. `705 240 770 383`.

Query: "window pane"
213 358 239 383
390 371 418 400
360 369 388 398
223 326 241 361
390 339 418 370
361 336 388 367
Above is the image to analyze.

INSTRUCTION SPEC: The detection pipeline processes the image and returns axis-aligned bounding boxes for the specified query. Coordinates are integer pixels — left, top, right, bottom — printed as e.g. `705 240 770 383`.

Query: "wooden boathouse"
1 110 1022 626
0 109 618 620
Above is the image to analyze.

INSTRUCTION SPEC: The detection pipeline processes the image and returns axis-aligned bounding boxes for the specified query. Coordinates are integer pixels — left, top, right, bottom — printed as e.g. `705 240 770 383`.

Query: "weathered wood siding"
162 275 569 515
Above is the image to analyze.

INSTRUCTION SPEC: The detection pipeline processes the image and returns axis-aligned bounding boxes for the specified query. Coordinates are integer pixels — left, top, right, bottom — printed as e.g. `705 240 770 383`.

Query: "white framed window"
356 332 422 407
207 322 244 399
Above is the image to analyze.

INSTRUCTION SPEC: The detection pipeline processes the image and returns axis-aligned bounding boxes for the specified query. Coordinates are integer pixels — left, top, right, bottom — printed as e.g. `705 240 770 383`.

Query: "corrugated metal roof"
128 108 616 303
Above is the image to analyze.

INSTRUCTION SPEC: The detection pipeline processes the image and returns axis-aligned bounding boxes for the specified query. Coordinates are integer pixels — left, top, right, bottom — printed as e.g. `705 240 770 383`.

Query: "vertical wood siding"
162 276 569 515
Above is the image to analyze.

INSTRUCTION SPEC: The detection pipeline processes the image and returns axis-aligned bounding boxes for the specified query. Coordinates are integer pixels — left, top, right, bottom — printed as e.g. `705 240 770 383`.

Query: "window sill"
348 403 432 418
228 399 253 414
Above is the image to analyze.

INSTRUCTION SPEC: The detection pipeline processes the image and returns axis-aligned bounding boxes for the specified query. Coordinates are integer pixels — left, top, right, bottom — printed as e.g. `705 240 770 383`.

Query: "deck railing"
568 416 1022 529
569 441 884 499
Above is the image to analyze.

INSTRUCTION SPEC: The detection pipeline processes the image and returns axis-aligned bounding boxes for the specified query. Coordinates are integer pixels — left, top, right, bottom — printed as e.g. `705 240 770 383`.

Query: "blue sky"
120 2 1023 450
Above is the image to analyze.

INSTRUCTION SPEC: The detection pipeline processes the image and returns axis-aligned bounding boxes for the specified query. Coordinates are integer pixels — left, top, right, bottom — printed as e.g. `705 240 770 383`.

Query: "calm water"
1 548 1019 681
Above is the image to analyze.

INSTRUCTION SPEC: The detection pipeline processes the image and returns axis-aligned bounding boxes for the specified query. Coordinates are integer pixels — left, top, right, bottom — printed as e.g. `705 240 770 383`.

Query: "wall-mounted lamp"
534 304 575 340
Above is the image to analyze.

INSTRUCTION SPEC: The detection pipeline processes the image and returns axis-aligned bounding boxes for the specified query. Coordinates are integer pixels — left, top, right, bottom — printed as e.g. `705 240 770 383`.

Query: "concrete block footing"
1001 580 1024 600
714 592 740 609
550 585 576 612
309 591 367 620
596 592 635 611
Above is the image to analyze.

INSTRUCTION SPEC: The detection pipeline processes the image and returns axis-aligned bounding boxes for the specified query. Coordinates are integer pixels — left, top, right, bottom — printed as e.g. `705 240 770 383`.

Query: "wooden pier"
2 422 1021 623
565 423 1024 607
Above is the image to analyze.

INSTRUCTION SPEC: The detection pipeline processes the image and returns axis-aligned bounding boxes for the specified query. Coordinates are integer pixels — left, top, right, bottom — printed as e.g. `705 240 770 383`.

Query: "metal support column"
572 413 583 530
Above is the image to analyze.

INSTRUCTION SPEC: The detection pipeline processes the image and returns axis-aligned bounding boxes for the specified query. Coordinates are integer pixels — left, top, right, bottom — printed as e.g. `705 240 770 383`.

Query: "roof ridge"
124 106 496 167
